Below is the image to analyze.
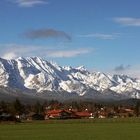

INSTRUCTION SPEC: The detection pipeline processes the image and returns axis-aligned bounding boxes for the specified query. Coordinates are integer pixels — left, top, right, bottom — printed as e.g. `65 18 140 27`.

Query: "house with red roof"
45 109 93 119
46 110 73 119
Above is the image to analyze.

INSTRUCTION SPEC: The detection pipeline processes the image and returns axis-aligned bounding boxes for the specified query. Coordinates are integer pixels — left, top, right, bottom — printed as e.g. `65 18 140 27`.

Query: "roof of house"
46 109 92 118
47 110 63 114
75 112 91 117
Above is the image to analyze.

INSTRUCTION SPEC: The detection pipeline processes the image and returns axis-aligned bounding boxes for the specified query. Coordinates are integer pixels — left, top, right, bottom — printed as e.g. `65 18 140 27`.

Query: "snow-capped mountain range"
0 57 140 100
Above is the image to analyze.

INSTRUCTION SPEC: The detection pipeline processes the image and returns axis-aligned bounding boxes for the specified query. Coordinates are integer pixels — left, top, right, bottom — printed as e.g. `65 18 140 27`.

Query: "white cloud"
114 64 131 72
121 65 140 78
0 44 93 59
0 44 40 58
47 49 92 58
108 65 140 78
2 52 17 60
78 33 119 40
113 17 140 26
13 0 47 7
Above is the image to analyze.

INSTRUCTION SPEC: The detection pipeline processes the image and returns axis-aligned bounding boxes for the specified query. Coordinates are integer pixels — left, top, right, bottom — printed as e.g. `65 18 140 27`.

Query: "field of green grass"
0 118 140 140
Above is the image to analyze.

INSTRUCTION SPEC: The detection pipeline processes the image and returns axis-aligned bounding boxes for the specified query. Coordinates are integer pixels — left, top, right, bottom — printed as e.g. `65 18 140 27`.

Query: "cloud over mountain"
113 17 140 26
114 64 131 72
23 29 71 41
0 44 92 59
78 33 119 40
47 48 92 58
13 0 47 7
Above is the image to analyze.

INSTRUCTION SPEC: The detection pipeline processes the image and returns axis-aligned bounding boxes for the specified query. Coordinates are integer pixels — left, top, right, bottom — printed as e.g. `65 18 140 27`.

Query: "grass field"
0 118 140 140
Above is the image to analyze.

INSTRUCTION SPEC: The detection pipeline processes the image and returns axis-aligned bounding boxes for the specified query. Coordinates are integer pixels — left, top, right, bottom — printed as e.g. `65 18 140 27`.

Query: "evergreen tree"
34 101 43 114
0 101 8 112
13 99 24 115
135 101 140 117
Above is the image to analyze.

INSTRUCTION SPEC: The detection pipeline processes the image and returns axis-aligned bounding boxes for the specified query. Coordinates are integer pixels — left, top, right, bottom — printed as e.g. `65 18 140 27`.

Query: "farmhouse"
27 112 45 120
46 110 73 119
117 108 134 118
46 109 92 119
0 111 17 122
75 111 92 118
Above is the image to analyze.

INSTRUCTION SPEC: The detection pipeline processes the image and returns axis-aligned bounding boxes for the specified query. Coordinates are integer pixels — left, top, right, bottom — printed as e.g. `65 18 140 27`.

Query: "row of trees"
0 99 43 115
0 99 140 117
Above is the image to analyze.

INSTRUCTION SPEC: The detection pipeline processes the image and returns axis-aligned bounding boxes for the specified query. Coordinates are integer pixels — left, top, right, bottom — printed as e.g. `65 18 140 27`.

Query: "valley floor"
0 118 140 140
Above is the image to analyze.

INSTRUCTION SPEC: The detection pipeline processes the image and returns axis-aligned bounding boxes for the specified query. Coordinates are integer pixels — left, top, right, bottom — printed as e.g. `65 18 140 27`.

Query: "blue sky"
0 0 140 77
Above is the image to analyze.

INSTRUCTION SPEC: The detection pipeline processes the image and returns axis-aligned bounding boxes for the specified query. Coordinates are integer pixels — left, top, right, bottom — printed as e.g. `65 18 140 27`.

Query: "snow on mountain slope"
0 57 140 99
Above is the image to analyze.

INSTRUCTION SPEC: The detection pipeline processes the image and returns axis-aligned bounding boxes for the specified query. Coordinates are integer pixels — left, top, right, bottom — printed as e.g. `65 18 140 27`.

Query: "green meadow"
0 118 140 140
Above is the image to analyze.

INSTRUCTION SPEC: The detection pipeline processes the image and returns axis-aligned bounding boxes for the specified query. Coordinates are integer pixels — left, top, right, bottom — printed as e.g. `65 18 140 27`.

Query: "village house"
27 112 45 120
45 109 93 119
0 111 17 122
46 110 73 119
75 111 92 119
117 108 135 118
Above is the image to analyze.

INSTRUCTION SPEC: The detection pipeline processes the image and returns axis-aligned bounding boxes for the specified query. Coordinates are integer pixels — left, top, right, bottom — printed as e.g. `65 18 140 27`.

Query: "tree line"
0 99 140 117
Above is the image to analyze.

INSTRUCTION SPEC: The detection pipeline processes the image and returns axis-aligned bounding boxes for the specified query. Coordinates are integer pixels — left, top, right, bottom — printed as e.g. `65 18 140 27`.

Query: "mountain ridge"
0 57 140 100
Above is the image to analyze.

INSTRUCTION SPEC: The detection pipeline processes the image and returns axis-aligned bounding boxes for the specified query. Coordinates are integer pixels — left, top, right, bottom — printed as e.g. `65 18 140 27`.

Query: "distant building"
27 112 44 120
45 109 92 119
